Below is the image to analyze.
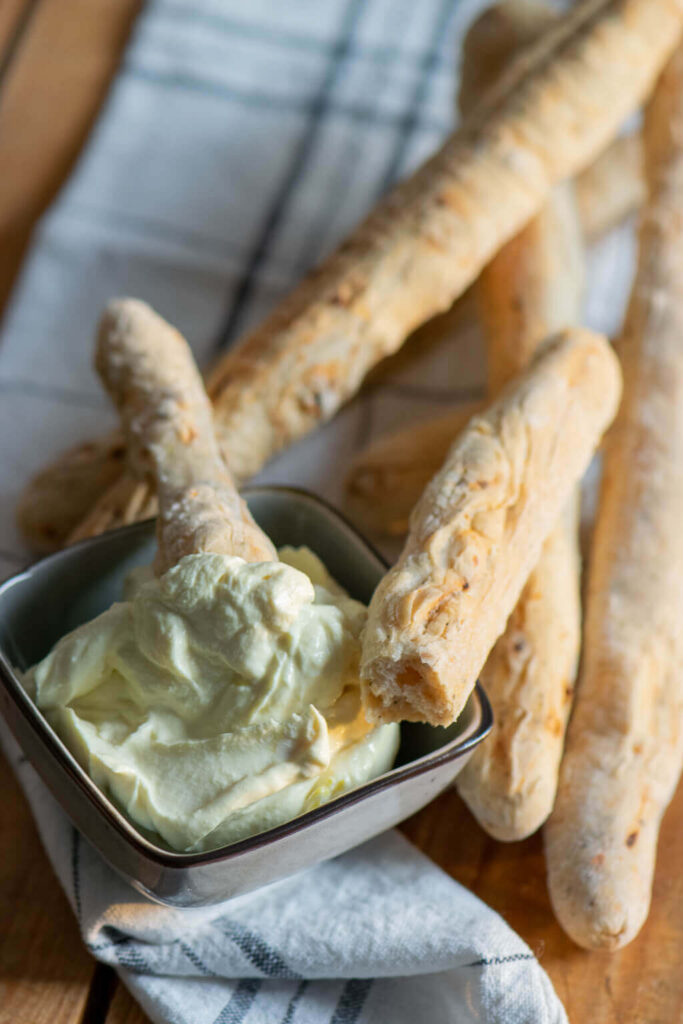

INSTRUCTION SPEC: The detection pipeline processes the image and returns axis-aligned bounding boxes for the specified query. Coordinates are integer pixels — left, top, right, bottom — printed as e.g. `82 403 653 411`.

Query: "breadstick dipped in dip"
95 298 277 574
15 0 678 553
22 299 399 852
349 0 585 836
445 0 584 842
545 46 683 952
360 328 621 726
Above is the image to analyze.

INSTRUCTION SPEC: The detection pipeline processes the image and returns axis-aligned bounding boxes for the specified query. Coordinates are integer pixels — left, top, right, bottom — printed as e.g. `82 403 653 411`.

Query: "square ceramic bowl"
0 486 491 907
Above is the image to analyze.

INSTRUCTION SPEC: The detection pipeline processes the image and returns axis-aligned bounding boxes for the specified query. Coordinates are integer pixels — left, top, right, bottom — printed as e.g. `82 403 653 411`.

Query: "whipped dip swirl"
22 547 399 851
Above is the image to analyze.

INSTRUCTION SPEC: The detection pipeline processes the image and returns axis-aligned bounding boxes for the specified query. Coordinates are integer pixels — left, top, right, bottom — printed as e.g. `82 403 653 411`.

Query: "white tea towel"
0 725 566 1024
0 0 639 1021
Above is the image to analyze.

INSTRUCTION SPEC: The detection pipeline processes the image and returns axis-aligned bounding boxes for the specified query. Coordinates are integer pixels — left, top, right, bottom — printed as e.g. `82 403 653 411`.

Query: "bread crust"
360 329 621 726
67 466 158 545
96 299 276 572
545 46 683 952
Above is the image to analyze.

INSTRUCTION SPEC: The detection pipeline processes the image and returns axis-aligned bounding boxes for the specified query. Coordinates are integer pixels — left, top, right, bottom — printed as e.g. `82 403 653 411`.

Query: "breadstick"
459 0 644 241
345 405 480 537
360 328 621 726
16 431 128 554
68 471 158 545
457 495 581 836
575 132 644 241
477 184 584 393
447 0 585 841
544 46 683 952
206 0 674 477
30 0 678 551
95 299 276 573
457 0 558 118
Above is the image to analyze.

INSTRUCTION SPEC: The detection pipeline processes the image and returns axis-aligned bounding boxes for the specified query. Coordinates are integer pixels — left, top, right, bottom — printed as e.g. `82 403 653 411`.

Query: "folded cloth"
1 725 566 1024
0 0 636 1020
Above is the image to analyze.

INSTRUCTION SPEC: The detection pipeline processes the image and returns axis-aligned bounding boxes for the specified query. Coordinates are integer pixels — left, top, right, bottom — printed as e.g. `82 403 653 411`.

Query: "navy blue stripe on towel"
154 2 455 75
280 979 310 1024
124 66 448 137
330 979 373 1024
212 0 367 352
217 919 301 979
465 953 537 968
376 0 456 196
212 978 263 1024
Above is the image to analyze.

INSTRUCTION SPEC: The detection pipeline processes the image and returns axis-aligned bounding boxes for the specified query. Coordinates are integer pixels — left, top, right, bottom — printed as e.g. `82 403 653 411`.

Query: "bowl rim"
0 485 493 867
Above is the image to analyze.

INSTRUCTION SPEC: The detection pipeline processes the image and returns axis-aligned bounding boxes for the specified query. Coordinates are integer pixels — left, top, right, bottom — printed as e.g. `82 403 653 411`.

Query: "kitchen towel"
0 0 637 1021
1 725 566 1024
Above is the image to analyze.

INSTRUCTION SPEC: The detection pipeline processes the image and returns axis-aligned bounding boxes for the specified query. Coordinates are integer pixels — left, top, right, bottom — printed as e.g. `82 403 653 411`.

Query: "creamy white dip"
22 547 399 852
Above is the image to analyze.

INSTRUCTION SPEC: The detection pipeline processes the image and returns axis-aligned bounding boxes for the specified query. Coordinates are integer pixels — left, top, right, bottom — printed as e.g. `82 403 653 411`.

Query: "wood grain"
0 0 37 67
401 777 683 1024
0 2 140 1022
0 0 142 316
0 1 681 1022
106 984 150 1024
0 750 94 1024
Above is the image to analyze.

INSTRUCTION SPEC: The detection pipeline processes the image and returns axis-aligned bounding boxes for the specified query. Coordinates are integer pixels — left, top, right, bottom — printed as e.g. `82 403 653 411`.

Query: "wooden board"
0 4 681 1023
0 747 93 1024
106 982 149 1024
0 3 141 1022
0 0 143 311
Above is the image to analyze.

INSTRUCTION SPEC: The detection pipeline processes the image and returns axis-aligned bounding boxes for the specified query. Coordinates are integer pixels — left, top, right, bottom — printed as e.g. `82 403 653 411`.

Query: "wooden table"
0 4 681 1022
